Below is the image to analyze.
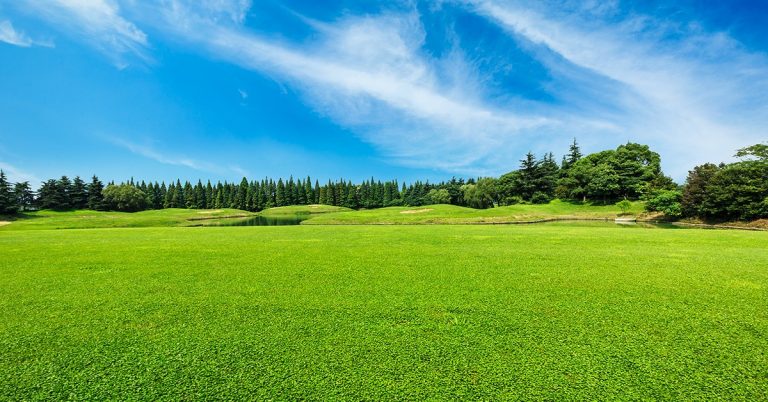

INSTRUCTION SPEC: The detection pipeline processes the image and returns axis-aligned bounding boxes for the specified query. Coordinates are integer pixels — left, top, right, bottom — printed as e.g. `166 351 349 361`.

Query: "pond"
215 214 310 226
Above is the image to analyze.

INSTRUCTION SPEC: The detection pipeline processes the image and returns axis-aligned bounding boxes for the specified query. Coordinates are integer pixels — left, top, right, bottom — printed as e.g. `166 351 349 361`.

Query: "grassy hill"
0 208 255 231
0 201 642 230
1 224 766 399
302 200 645 225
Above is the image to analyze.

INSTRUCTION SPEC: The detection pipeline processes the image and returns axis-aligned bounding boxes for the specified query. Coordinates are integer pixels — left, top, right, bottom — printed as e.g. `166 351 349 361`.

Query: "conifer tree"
0 170 18 215
88 175 104 211
70 176 88 209
237 177 249 209
13 181 34 211
54 176 72 210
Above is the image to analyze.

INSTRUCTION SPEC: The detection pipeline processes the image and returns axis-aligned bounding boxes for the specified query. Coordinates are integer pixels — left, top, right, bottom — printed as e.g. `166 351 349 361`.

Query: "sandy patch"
0 221 10 226
197 210 223 214
400 208 434 214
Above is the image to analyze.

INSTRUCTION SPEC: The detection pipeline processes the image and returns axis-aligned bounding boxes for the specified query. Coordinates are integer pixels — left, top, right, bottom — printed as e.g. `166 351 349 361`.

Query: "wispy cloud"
0 20 53 48
18 0 149 68
143 2 567 174
110 136 245 176
468 0 768 177
0 161 41 185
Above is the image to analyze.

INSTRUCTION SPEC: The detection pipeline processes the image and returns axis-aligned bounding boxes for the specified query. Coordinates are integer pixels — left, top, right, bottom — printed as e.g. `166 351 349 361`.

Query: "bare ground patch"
0 221 10 227
400 208 434 214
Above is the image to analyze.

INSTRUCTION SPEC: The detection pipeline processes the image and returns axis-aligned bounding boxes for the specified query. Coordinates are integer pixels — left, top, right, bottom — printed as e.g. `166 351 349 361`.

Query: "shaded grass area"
260 204 352 216
1 225 766 399
303 200 645 225
0 208 255 230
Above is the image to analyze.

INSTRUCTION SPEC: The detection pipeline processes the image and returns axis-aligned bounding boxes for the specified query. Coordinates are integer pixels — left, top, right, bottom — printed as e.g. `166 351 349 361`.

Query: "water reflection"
217 214 309 226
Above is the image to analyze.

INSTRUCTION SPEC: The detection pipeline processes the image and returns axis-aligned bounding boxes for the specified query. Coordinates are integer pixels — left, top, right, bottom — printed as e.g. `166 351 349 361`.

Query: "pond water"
216 214 310 226
214 216 686 228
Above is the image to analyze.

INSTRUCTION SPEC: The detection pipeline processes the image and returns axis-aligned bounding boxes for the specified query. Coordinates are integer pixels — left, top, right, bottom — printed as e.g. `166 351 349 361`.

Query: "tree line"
1 141 766 222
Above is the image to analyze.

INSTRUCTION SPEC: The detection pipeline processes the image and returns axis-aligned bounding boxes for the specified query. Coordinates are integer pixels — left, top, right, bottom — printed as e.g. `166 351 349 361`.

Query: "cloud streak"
146 2 566 174
0 20 53 47
18 0 149 67
0 161 41 185
469 0 768 177
110 137 247 177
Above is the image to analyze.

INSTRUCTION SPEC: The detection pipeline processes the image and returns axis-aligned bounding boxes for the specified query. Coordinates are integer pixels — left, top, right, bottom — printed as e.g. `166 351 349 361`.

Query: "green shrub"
645 190 682 218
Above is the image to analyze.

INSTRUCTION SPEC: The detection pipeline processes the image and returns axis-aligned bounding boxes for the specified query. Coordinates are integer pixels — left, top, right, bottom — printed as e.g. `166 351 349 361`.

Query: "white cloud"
146 4 564 174
19 0 149 67
0 20 53 47
0 161 41 185
469 0 768 178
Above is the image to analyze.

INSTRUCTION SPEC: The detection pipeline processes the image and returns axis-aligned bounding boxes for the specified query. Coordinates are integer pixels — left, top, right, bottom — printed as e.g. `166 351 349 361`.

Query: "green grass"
0 201 641 230
303 199 645 225
0 208 255 231
1 225 766 399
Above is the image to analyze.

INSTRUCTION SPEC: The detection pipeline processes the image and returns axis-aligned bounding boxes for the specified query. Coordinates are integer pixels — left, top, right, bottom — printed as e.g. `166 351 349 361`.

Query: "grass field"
1 224 766 399
0 208 256 231
0 201 643 230
302 200 645 224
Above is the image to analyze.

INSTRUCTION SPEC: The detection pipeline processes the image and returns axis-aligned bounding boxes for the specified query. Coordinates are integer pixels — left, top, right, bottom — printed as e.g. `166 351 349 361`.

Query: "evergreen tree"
0 170 18 215
184 181 195 208
562 138 583 170
70 176 88 209
517 152 539 201
36 179 59 210
237 177 249 209
87 175 105 210
276 179 286 206
205 181 214 209
54 176 72 210
13 181 34 211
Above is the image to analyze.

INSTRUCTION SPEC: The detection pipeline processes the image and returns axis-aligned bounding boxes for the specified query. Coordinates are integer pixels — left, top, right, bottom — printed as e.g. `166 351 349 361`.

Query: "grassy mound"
302 200 645 225
0 208 255 231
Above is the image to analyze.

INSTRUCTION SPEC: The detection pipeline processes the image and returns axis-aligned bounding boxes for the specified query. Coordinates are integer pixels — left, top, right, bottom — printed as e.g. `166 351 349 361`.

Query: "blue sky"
1 0 767 186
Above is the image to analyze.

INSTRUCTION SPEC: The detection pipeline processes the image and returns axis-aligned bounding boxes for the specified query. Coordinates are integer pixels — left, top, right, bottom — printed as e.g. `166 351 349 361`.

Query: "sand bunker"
400 209 434 214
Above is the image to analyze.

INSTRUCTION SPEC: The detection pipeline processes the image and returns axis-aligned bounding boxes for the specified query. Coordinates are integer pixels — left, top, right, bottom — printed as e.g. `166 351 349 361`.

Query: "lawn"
302 199 645 224
0 208 255 231
1 224 766 399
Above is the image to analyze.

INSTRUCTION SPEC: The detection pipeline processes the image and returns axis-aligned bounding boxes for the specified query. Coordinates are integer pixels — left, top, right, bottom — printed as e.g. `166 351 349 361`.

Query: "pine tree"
195 180 206 209
36 179 58 210
0 170 18 215
70 176 88 209
87 175 105 210
237 177 249 209
13 181 34 211
562 138 583 170
276 179 286 207
53 176 72 210
184 181 195 208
